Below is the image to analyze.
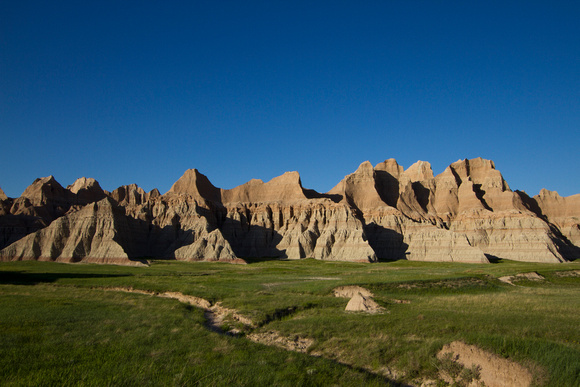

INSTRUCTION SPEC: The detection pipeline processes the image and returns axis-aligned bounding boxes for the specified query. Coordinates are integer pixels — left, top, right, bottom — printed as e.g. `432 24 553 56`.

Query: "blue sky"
1 1 579 198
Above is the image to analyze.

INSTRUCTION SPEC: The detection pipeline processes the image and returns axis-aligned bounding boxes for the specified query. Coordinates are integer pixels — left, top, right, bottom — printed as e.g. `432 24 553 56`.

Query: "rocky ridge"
1 157 578 264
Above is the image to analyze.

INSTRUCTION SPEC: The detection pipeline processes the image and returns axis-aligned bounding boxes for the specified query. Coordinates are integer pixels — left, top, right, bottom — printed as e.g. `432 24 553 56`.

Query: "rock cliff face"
531 189 580 259
330 160 488 263
220 201 376 261
1 177 71 251
0 198 144 265
1 157 578 264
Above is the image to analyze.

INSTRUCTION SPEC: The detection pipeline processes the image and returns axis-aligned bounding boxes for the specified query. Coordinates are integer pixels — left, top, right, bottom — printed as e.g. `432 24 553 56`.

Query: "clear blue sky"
1 1 579 198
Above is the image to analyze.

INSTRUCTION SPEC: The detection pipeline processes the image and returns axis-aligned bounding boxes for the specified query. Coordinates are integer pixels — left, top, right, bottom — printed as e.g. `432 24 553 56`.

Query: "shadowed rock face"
1 177 74 251
168 169 221 203
0 198 137 264
532 189 580 259
66 177 107 205
219 201 376 261
1 157 578 264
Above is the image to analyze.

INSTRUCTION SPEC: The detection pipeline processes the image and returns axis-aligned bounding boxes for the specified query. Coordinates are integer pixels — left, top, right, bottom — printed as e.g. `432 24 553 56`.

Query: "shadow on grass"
0 271 131 285
242 256 288 264
484 254 503 264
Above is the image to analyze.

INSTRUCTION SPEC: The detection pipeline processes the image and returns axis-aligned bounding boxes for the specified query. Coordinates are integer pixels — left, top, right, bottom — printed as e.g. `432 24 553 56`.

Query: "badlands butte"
1 157 579 265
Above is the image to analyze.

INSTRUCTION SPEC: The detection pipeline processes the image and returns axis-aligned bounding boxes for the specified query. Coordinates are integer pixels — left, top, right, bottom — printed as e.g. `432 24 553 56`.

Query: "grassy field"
1 258 579 386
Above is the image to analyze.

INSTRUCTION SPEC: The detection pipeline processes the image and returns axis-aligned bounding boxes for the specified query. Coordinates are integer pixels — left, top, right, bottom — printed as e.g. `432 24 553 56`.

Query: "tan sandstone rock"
0 198 134 264
534 189 580 251
168 168 221 203
331 160 488 262
174 228 238 262
221 171 307 204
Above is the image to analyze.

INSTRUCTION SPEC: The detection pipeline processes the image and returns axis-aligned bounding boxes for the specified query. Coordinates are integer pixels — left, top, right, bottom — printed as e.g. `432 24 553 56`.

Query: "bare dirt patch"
205 301 255 333
498 272 545 286
158 291 212 309
437 341 532 387
246 331 314 353
102 287 211 309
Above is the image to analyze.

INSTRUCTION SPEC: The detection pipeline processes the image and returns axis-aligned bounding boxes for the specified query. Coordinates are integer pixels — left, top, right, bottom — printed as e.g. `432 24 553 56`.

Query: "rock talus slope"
1 157 577 264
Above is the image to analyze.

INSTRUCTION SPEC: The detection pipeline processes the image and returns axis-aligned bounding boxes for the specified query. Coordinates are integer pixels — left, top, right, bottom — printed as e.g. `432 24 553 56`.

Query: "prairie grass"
0 284 386 386
1 258 579 386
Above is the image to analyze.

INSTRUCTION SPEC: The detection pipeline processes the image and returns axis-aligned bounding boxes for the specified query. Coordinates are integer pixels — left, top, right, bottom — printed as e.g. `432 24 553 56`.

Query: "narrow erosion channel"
100 287 311 352
99 286 409 385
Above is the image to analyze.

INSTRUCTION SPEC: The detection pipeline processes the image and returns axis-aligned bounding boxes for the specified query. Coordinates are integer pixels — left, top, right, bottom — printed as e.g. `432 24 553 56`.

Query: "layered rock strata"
0 198 143 265
169 169 377 261
1 157 578 264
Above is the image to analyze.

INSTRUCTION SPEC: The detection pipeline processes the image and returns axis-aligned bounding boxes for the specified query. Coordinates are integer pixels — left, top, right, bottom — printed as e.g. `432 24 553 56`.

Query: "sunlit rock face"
1 157 578 264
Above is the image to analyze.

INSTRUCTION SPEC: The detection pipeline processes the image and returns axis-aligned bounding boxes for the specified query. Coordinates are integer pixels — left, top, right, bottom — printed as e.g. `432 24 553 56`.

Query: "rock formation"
0 198 143 265
330 160 488 263
66 177 107 205
167 168 221 203
533 189 580 252
1 157 578 264
221 171 307 204
1 176 69 251
109 184 160 208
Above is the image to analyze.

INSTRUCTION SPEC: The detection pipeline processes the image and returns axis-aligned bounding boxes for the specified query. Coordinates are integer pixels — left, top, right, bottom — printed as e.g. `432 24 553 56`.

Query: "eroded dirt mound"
334 286 384 313
437 341 532 387
345 292 384 313
498 272 545 285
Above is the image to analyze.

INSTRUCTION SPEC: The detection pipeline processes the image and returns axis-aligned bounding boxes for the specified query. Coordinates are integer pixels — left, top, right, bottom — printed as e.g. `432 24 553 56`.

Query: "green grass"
1 259 579 386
